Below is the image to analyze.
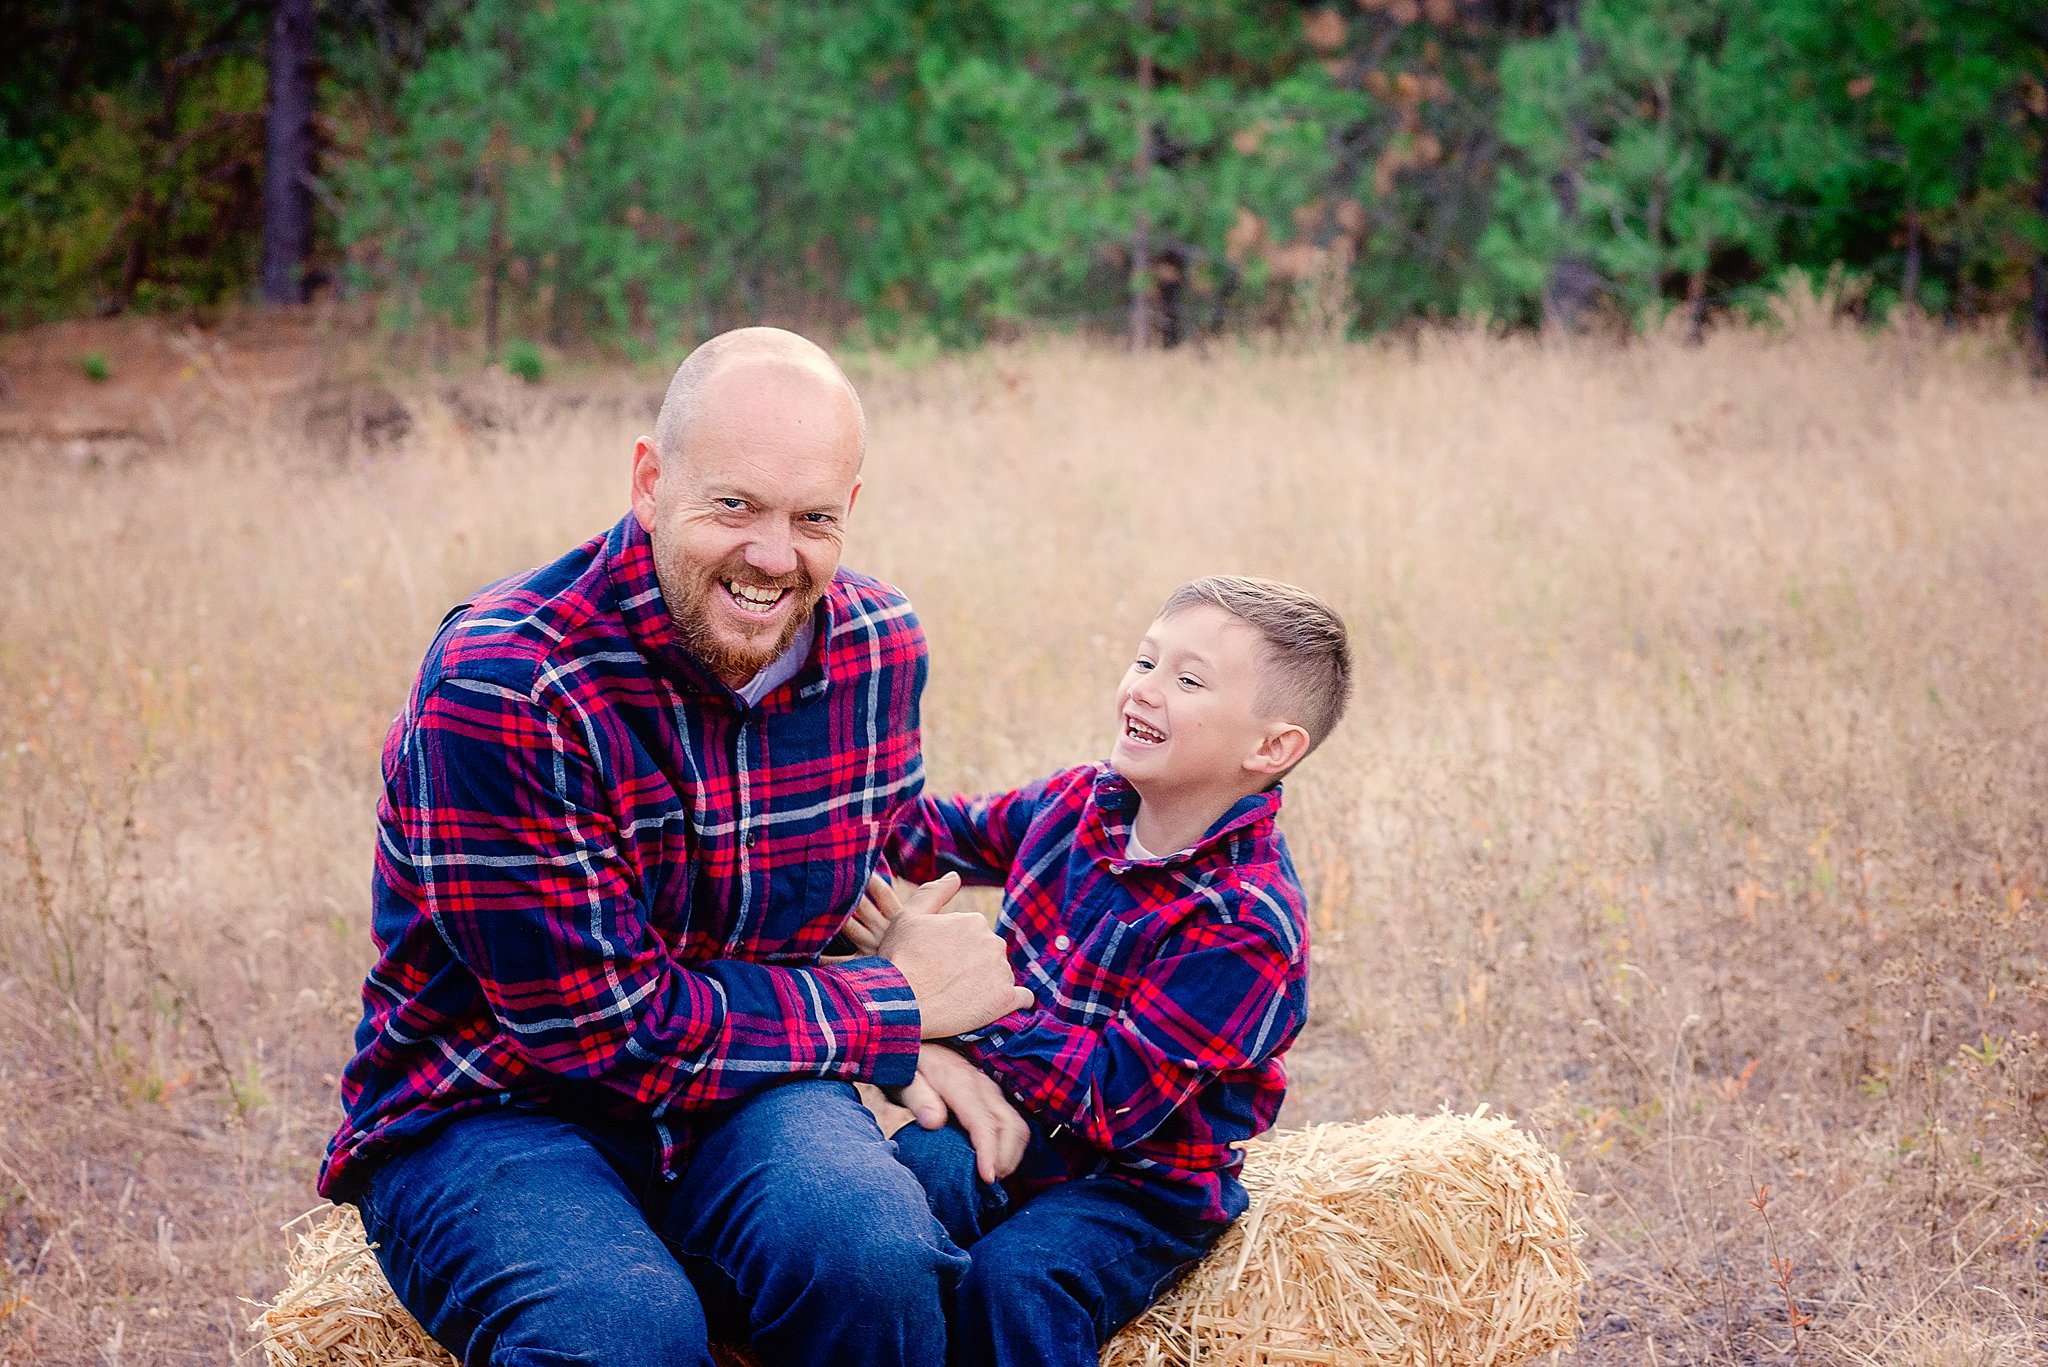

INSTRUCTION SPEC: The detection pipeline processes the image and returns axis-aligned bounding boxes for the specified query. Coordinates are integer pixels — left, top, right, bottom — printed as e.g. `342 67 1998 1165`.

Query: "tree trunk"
1901 198 1922 325
1541 2 1598 336
484 187 507 359
1128 0 1155 351
2030 114 2048 375
481 120 510 356
1157 245 1188 348
259 0 318 307
1683 266 1708 345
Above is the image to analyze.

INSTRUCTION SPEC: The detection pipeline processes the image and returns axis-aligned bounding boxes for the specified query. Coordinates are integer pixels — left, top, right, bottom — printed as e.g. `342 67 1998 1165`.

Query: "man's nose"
744 522 798 577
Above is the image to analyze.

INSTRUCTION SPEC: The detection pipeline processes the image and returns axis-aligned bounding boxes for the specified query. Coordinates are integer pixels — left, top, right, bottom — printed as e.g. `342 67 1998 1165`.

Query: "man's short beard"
657 549 823 685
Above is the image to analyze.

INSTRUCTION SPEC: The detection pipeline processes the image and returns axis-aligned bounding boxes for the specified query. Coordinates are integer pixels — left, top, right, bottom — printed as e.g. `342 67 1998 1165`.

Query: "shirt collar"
606 512 834 709
1081 764 1283 871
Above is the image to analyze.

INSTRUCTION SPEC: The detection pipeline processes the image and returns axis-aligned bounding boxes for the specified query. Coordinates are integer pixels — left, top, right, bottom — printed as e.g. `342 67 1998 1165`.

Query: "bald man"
320 329 1030 1367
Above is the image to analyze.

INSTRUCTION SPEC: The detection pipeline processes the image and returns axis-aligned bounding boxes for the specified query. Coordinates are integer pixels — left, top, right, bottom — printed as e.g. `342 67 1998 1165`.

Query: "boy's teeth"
1126 717 1166 743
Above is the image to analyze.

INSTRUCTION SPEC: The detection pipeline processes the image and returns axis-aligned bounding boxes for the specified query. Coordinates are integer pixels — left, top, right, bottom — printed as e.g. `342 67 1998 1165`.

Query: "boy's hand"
876 872 1035 1037
891 1043 1030 1183
836 871 901 957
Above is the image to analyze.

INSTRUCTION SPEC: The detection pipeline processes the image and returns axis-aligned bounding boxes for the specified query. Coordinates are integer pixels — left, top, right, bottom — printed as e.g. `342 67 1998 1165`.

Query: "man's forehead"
674 368 861 476
655 327 867 473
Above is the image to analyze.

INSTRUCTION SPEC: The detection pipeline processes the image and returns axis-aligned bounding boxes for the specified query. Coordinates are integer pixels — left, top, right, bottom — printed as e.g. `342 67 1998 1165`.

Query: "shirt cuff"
956 1005 1036 1068
820 956 922 1089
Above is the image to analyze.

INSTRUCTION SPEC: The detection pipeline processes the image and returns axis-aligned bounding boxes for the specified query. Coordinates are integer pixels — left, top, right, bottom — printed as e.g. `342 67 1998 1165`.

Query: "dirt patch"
0 312 339 468
0 311 668 472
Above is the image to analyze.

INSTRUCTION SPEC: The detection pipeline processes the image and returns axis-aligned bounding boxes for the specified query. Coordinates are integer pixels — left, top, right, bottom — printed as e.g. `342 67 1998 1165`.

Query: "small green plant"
80 351 111 382
1959 1033 2005 1069
503 338 545 384
228 1059 272 1115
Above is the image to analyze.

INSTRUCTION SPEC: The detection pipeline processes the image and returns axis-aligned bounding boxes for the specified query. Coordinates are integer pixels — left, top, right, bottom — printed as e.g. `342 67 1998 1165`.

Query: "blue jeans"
891 1124 1223 1367
353 1082 965 1367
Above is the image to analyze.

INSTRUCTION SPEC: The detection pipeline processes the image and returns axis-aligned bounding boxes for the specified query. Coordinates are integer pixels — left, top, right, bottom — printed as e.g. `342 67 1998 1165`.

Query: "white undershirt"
1125 827 1168 862
735 618 816 706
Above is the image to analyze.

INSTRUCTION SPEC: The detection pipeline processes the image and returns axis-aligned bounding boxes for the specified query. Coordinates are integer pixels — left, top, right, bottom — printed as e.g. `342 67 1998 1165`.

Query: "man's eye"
801 512 838 526
716 497 747 511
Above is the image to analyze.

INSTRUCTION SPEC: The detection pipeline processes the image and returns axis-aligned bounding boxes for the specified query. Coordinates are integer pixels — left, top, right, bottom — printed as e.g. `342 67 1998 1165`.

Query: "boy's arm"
884 779 1049 887
835 786 1037 954
840 785 1040 955
958 907 1305 1153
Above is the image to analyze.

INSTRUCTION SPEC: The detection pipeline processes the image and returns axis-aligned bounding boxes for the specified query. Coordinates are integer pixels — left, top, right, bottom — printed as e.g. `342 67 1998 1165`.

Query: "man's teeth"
726 581 787 609
1125 717 1166 743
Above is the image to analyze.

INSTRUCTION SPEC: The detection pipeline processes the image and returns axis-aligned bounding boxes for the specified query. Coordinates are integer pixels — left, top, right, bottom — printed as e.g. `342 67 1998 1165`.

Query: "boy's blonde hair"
1160 576 1351 754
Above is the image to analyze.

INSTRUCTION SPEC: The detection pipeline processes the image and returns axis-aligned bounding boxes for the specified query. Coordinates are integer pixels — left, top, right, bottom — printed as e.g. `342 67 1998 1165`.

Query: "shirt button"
1054 934 1071 951
744 828 758 847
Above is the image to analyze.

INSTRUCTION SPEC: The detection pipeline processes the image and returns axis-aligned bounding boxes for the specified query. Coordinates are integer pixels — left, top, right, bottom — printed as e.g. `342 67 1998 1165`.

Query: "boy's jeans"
892 1122 1223 1367
352 1080 965 1367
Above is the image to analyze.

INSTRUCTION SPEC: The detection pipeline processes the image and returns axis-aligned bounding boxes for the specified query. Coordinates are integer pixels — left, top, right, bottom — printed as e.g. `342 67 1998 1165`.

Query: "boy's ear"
1244 722 1311 780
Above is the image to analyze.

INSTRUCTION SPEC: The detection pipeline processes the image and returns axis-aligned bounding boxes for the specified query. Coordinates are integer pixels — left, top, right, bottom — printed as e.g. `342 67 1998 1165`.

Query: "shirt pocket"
637 811 695 937
1052 896 1166 1027
754 814 885 963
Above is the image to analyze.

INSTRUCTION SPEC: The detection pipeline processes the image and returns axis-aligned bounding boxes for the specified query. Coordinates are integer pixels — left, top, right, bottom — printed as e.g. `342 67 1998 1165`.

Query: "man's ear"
845 473 863 518
630 435 661 532
1244 722 1311 780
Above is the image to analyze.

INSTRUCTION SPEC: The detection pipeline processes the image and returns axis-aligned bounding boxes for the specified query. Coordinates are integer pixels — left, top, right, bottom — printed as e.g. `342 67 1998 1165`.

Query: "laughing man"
319 328 1031 1367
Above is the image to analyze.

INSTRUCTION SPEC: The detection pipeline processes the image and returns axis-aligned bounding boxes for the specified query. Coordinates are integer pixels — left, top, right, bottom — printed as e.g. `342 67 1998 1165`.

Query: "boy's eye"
1178 675 1203 689
1132 658 1155 672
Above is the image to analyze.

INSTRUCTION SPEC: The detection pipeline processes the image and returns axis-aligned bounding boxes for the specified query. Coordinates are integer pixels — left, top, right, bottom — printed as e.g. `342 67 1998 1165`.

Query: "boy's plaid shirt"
319 514 927 1200
887 764 1310 1226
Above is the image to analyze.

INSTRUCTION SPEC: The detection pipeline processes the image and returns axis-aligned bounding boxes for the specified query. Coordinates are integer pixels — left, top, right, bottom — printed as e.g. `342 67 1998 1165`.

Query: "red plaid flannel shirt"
319 514 927 1199
887 764 1309 1225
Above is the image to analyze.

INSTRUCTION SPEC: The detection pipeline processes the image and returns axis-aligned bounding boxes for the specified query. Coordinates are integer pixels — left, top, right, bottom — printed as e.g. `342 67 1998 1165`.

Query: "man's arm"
957 913 1305 1154
407 678 1016 1111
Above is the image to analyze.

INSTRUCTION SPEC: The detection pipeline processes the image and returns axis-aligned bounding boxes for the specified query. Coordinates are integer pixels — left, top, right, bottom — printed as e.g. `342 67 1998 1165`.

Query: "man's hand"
836 871 900 957
875 872 1034 1038
892 1043 1031 1183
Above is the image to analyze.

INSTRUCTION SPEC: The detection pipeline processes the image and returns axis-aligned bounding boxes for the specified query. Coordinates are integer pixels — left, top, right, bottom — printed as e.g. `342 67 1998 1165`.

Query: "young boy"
846 575 1351 1367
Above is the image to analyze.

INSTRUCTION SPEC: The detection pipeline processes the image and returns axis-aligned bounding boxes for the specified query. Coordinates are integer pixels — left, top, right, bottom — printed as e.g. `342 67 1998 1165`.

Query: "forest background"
6 0 2048 359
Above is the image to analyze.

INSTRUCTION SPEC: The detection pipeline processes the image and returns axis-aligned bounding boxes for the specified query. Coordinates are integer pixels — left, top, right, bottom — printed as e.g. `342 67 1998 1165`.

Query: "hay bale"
250 1205 760 1367
255 1112 1582 1367
1102 1112 1587 1367
251 1204 456 1367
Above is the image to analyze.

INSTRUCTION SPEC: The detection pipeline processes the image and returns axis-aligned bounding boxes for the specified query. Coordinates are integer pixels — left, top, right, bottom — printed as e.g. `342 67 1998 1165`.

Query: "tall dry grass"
1 318 2044 1364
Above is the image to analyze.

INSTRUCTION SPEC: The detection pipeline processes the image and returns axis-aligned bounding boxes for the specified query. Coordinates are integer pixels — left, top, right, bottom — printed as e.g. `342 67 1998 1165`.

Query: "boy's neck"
1127 778 1263 858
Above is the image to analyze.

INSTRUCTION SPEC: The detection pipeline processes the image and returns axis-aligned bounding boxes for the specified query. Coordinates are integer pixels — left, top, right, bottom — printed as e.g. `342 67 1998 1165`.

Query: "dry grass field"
1 310 2045 1365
